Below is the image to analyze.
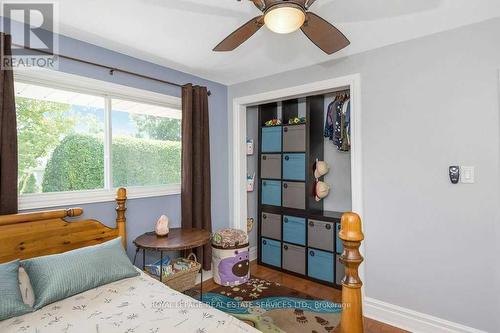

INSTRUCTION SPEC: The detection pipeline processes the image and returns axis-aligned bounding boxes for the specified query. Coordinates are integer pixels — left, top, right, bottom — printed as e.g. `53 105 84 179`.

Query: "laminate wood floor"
200 261 409 333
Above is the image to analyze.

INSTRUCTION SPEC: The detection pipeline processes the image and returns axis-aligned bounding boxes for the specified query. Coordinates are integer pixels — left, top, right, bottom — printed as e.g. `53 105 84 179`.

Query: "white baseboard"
238 246 484 333
249 246 257 262
364 297 487 333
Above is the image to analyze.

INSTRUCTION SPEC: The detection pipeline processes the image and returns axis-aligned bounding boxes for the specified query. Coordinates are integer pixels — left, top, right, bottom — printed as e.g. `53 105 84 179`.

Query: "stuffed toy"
264 119 281 127
288 116 306 125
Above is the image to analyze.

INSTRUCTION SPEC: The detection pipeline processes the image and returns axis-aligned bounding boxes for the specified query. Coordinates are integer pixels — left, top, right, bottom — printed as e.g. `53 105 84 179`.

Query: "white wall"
228 18 500 332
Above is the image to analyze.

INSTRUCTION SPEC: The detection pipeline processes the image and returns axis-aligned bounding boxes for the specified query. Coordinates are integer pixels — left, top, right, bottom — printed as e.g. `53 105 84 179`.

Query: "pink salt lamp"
155 215 170 237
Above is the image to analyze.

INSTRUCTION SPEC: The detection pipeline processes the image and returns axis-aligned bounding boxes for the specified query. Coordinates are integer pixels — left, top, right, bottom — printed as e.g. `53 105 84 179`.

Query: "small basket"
162 253 201 292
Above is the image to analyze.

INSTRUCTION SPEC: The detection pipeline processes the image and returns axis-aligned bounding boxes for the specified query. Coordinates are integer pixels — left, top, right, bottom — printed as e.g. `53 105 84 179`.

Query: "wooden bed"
0 187 264 333
0 188 127 264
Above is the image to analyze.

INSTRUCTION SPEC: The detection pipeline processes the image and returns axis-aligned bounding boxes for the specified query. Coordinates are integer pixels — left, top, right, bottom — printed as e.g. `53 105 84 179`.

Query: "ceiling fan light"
264 5 306 34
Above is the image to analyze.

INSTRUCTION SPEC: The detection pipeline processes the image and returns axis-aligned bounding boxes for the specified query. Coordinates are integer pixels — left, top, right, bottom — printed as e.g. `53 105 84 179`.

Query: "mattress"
0 270 258 333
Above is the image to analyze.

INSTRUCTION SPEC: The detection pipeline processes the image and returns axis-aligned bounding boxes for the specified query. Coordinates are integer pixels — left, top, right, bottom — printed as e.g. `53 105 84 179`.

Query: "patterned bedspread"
0 270 258 333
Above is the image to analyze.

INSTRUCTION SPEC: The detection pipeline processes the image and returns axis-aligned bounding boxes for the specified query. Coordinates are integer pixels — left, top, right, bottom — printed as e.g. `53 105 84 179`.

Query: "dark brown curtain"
181 84 212 270
0 33 17 215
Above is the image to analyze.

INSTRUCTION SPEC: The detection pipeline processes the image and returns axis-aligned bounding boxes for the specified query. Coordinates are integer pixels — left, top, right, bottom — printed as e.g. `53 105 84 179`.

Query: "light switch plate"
460 166 475 183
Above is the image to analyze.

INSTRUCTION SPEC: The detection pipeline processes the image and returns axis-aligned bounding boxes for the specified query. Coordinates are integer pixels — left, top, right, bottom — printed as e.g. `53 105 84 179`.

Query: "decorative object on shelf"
264 119 282 127
314 181 330 202
161 253 201 292
145 256 172 277
247 217 254 233
247 172 256 192
246 139 254 155
288 116 306 125
155 215 170 237
212 228 250 287
143 252 201 290
313 159 330 179
173 254 199 271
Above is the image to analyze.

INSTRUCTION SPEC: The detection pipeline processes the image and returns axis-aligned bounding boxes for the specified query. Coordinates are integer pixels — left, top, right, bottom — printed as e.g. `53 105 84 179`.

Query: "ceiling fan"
213 0 350 55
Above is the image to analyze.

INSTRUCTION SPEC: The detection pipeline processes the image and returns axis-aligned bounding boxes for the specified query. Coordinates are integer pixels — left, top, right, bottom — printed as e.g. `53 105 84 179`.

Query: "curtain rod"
11 43 212 96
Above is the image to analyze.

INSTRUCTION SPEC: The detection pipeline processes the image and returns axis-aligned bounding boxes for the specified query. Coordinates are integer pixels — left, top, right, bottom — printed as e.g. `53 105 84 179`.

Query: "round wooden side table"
133 228 211 297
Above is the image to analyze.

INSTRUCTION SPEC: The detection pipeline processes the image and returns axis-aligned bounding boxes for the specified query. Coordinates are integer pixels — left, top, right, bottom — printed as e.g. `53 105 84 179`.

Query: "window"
16 82 106 194
15 72 182 209
111 99 181 187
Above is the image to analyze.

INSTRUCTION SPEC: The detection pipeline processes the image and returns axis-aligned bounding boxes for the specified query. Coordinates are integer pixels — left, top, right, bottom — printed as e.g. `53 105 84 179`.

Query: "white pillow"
18 267 35 307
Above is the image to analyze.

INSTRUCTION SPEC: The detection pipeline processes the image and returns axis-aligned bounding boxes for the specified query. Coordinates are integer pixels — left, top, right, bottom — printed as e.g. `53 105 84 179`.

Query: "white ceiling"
56 0 500 85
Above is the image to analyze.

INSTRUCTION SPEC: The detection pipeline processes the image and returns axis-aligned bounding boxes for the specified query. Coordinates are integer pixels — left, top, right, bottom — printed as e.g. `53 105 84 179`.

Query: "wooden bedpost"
339 212 365 333
116 188 127 250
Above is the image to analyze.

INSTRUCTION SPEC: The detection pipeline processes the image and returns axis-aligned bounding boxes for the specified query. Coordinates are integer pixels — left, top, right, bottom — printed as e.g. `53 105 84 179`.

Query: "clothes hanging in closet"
324 93 351 151
324 98 339 141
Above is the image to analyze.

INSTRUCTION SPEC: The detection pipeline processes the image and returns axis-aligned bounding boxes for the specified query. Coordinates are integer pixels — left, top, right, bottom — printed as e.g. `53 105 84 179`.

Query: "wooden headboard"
0 188 127 264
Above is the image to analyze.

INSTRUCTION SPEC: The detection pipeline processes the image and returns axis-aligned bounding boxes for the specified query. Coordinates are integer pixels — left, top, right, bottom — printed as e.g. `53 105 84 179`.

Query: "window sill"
18 185 181 211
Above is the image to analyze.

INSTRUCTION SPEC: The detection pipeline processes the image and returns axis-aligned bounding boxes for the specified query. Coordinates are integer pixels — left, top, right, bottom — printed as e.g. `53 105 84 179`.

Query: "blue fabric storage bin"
261 180 281 206
308 248 334 283
283 153 305 181
336 223 343 254
261 238 281 267
261 127 282 152
283 215 306 245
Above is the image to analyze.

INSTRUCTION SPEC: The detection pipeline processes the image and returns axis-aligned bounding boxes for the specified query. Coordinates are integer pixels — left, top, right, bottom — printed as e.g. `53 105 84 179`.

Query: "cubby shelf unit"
257 96 345 289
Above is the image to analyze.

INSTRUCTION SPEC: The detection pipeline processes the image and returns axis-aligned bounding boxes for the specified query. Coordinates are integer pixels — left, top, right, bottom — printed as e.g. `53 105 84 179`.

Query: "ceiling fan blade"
301 12 350 55
213 16 264 51
304 0 317 9
249 0 266 11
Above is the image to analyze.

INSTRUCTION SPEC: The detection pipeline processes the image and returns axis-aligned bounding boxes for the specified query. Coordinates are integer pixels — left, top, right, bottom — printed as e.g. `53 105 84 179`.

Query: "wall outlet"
460 166 475 184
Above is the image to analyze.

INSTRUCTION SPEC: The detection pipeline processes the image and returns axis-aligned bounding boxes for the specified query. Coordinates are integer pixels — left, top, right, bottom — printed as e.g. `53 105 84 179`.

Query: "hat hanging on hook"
314 181 330 202
313 158 330 179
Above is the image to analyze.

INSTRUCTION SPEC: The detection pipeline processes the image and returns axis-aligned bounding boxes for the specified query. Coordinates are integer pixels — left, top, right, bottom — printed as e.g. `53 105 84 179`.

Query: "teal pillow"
0 260 33 320
22 237 139 309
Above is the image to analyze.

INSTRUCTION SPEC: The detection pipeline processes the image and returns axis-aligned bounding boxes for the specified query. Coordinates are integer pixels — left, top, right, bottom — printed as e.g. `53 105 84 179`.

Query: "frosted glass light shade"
264 5 306 34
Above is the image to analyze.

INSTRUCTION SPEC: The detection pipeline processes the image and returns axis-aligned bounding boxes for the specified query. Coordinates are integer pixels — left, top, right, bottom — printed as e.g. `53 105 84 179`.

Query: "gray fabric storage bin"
261 154 282 179
282 243 306 275
261 212 281 240
283 124 306 152
335 254 345 285
308 219 334 252
282 181 305 209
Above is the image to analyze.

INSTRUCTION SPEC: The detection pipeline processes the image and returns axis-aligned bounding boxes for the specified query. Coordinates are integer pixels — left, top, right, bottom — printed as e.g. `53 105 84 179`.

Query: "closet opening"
244 88 353 288
230 74 363 288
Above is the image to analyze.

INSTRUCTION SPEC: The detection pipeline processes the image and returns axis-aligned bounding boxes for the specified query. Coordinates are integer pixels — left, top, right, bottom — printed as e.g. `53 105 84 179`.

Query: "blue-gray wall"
2 17 229 265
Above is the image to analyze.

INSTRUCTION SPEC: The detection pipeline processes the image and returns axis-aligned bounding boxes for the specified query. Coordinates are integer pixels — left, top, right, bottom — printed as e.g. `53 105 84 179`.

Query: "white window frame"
15 69 182 210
